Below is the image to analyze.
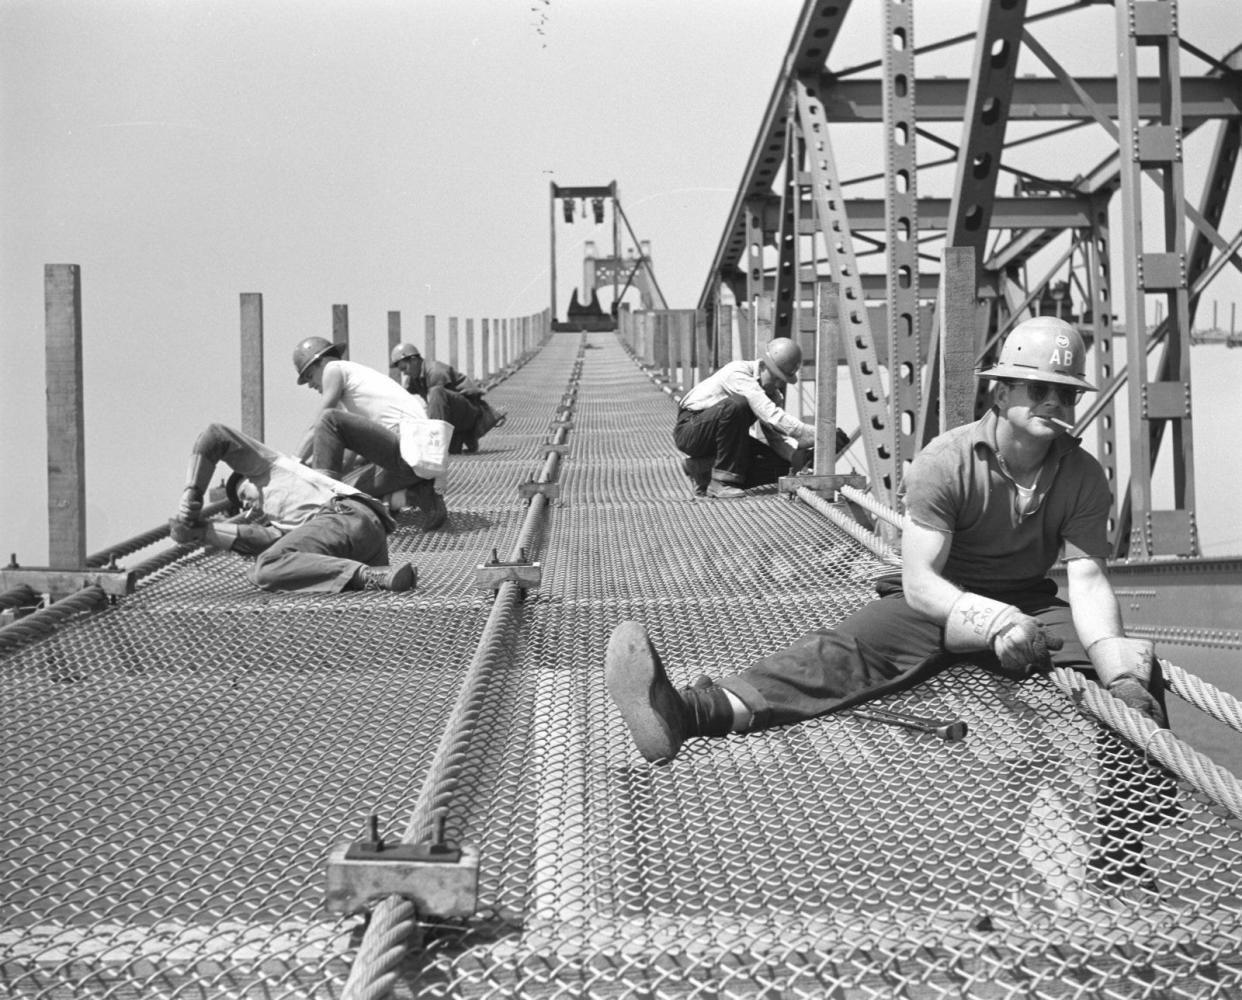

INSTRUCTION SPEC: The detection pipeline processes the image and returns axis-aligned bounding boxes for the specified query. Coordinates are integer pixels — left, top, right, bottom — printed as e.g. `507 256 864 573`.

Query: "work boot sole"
605 621 686 765
388 563 417 592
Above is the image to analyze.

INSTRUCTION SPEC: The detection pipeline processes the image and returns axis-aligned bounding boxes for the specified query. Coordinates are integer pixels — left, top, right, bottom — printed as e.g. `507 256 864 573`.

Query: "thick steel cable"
85 499 231 566
341 339 581 1000
0 585 38 610
793 485 901 565
839 483 907 530
1162 658 1242 734
0 585 109 654
1051 667 1242 822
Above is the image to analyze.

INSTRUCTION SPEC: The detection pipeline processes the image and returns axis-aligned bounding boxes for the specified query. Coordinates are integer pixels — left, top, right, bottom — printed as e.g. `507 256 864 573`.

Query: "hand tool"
849 704 968 742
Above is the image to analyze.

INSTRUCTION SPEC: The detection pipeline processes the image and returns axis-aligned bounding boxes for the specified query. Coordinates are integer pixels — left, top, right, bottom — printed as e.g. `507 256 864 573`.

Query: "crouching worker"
391 342 507 454
609 316 1175 888
675 337 817 498
170 423 416 593
292 337 448 530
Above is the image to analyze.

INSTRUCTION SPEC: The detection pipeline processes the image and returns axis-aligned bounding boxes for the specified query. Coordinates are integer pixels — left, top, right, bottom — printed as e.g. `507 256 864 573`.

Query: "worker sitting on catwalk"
291 337 448 530
390 342 506 455
169 423 416 593
674 336 818 498
608 316 1177 891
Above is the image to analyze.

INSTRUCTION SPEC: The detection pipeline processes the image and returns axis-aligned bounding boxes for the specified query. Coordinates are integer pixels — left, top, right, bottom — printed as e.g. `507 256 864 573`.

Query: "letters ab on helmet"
977 316 1096 391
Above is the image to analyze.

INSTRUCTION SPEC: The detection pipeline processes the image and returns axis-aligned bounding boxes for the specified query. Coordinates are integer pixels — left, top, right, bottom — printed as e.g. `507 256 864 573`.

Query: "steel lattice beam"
698 0 1241 559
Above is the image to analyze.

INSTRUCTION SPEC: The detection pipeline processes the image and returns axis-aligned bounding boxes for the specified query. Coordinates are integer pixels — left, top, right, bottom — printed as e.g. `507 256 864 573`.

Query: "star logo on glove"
958 606 988 635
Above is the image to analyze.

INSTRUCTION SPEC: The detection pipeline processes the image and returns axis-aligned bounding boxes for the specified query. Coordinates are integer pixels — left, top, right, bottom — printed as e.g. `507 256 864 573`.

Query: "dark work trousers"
717 578 1177 877
673 399 791 486
426 386 483 453
313 410 431 497
251 497 389 593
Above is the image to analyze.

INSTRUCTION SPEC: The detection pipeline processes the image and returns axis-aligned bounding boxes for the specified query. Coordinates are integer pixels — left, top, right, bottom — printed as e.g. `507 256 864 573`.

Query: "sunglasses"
1011 381 1083 406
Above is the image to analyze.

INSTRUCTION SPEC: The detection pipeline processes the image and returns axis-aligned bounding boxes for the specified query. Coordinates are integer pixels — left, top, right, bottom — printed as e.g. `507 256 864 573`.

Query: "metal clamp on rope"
325 813 479 919
474 547 542 590
542 442 570 456
1 554 136 598
777 472 866 496
517 480 561 501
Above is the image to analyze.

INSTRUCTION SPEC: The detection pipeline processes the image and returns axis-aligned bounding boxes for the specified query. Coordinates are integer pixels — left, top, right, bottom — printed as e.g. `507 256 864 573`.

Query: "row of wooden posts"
38 263 552 575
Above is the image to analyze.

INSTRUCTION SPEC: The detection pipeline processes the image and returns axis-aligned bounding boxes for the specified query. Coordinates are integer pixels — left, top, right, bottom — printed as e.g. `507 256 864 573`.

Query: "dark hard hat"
390 342 422 366
977 316 1096 391
293 337 346 384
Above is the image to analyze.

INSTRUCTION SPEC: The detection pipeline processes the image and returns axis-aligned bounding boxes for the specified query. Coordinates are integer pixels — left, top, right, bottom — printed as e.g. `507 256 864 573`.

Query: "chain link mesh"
3 333 1241 998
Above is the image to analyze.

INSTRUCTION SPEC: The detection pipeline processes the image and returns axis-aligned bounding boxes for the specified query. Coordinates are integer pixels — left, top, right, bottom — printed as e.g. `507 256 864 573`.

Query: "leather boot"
410 482 449 531
178 453 216 522
605 621 733 763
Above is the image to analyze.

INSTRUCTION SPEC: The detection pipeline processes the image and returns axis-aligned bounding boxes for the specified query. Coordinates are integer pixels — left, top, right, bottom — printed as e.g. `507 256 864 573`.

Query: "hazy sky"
3 0 1240 564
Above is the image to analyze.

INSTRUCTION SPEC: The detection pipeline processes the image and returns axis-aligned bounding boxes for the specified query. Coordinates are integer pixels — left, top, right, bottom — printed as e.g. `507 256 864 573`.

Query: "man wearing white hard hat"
607 315 1173 890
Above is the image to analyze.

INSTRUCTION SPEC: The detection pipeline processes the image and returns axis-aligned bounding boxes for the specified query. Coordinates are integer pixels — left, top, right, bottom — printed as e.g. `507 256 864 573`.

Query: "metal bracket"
518 480 561 501
777 473 867 496
325 815 478 919
1 560 135 597
475 548 542 590
542 443 570 456
550 419 574 431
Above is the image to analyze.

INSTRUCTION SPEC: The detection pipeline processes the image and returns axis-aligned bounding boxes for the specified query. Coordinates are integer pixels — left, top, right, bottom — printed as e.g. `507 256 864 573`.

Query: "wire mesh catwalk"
2 332 1242 999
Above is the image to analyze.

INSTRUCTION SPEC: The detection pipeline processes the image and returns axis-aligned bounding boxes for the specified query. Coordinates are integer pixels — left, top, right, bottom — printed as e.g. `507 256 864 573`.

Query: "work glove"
1106 675 1167 728
794 424 816 450
176 487 203 523
169 517 206 545
1088 636 1166 727
789 447 813 475
991 612 1064 676
945 592 1062 676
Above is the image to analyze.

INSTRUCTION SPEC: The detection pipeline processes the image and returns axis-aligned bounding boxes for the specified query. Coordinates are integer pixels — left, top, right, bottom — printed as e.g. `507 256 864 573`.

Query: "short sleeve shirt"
902 409 1112 594
329 360 428 432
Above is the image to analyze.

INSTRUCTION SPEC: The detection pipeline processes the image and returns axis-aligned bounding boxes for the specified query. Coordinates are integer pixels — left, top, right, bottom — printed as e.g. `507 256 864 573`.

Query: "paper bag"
399 418 453 478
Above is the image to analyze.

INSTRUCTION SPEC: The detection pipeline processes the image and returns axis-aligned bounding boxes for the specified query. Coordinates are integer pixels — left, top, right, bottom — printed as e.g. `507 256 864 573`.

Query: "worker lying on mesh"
674 337 819 498
291 337 449 531
609 316 1177 888
390 342 507 455
170 423 417 593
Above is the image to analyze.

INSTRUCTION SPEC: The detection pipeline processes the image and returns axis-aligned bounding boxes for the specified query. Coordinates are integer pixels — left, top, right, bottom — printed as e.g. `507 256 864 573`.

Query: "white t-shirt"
329 360 428 432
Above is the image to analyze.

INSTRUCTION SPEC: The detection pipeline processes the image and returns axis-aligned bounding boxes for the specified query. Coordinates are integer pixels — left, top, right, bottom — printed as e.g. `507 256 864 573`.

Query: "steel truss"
700 0 1242 557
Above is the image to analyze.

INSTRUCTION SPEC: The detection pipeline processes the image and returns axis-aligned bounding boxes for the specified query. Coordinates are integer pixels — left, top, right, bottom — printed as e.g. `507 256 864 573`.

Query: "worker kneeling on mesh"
390 342 506 455
610 317 1175 887
169 423 417 594
674 337 820 499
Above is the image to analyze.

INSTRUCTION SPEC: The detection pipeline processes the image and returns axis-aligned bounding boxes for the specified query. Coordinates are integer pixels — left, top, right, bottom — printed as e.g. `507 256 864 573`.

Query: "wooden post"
649 314 667 377
465 318 476 380
939 246 978 432
718 304 735 364
481 318 491 378
738 303 755 359
694 309 711 385
387 311 402 381
814 283 841 475
449 316 459 370
239 293 264 441
755 294 774 348
424 314 437 363
332 304 349 355
44 264 86 570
